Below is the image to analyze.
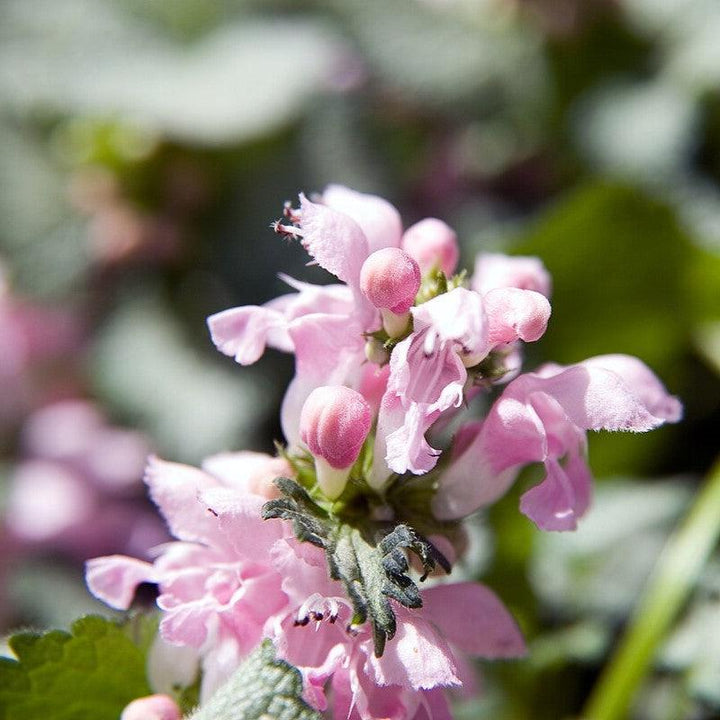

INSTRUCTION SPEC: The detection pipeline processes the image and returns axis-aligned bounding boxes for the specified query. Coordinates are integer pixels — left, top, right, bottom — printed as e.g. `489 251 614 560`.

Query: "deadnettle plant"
87 186 681 720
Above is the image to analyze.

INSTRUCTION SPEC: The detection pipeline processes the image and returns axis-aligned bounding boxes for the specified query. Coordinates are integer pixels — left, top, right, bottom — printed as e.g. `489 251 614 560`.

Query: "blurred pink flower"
5 400 161 558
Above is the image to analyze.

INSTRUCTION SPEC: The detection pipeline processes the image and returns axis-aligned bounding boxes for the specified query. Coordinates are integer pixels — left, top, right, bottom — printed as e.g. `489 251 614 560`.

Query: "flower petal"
85 555 155 610
483 287 551 346
145 457 223 545
535 358 682 432
207 305 289 365
519 457 586 531
422 582 526 658
298 194 369 289
322 184 403 254
367 611 460 690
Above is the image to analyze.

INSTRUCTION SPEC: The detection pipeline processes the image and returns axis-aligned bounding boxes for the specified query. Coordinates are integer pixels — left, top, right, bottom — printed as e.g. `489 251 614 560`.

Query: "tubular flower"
434 354 683 529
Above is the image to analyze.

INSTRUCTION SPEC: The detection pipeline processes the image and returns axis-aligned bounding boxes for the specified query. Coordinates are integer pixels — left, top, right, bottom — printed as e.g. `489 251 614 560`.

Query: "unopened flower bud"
121 694 181 720
300 386 372 500
360 248 420 337
401 218 459 277
360 248 421 314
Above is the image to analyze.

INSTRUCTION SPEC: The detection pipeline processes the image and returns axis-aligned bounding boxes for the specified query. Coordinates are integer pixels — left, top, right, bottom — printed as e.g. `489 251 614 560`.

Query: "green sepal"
262 478 450 657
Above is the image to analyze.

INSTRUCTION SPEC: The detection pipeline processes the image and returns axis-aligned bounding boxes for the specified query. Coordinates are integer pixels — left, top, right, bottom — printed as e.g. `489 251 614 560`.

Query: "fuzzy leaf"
190 640 320 720
263 478 449 656
0 615 151 720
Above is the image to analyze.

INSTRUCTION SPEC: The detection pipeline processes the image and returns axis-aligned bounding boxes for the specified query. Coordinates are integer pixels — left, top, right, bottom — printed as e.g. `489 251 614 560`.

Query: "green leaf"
189 640 320 720
0 615 151 720
262 478 449 656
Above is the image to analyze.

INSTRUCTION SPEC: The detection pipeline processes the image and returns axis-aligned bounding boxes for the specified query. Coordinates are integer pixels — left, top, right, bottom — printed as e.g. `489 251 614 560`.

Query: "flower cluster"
87 186 681 719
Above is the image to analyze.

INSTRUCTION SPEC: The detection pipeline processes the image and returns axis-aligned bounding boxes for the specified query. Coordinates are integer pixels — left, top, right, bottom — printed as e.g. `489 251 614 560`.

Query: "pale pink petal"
432 396 547 520
201 451 291 499
410 288 489 365
198 486 284 559
281 313 366 447
158 598 216 647
389 332 467 410
472 253 551 297
402 218 459 277
580 354 683 424
519 458 582 531
432 451 519 521
367 611 460 690
384 402 443 475
484 287 551 346
477 395 548 472
294 643 348 712
273 275 355 320
330 662 410 720
533 360 681 432
412 689 453 720
298 193 369 288
357 362 390 415
199 634 245 703
565 451 593 519
144 457 223 544
322 184 403 254
85 555 155 610
421 582 526 658
207 305 289 365
370 391 404 488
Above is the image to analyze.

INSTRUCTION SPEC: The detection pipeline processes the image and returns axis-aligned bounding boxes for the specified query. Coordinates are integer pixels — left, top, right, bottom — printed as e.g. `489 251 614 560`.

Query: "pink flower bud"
401 218 459 277
301 386 372 470
360 248 421 315
121 694 181 720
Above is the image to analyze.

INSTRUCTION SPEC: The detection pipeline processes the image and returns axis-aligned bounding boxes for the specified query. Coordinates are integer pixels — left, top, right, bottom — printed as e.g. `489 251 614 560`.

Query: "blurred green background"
1 1 719 718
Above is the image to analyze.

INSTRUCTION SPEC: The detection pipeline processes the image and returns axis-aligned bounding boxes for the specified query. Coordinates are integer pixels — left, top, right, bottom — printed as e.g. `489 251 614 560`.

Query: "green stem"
582 459 720 720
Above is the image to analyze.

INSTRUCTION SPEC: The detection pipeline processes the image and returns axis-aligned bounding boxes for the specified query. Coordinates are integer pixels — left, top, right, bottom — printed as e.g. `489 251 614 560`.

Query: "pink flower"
265 531 525 720
402 218 459 277
300 386 373 499
5 400 161 559
374 286 550 481
86 455 292 700
434 354 683 529
87 451 526 717
0 264 81 429
208 187 403 447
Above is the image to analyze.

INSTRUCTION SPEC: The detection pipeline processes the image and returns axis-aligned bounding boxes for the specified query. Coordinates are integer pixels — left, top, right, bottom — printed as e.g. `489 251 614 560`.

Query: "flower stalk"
583 457 720 720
